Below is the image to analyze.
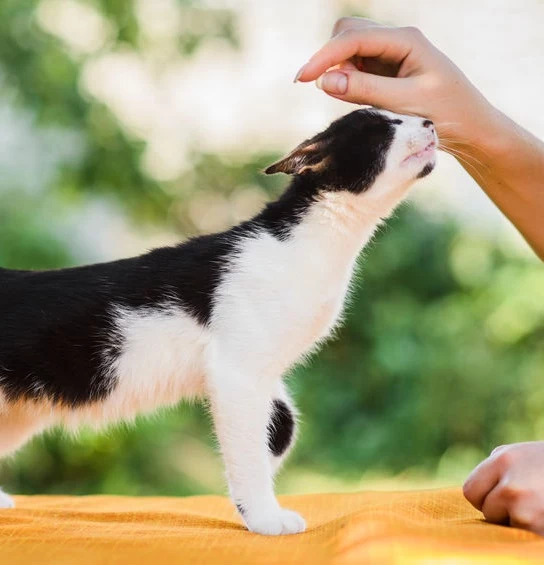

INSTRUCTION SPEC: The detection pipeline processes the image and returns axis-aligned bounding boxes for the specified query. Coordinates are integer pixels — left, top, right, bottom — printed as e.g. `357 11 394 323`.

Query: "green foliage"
0 1 542 496
0 192 72 269
0 0 241 222
292 210 544 479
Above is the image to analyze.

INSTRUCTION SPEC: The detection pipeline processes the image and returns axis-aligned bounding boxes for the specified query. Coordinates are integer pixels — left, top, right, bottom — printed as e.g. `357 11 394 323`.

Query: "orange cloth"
1 488 544 564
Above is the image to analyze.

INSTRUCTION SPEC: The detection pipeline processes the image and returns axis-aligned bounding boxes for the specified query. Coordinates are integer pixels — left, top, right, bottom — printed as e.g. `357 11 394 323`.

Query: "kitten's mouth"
403 141 437 163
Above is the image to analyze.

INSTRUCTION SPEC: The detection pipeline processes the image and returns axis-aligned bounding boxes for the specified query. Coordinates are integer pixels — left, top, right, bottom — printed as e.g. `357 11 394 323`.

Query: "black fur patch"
267 399 294 457
417 162 435 178
251 176 318 241
0 234 239 405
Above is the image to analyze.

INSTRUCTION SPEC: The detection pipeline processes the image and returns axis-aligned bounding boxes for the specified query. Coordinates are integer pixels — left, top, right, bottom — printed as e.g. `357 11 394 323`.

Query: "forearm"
459 108 544 260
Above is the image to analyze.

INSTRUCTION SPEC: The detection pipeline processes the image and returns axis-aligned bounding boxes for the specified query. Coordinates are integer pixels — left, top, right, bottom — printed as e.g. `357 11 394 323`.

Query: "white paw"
0 490 14 509
244 508 306 536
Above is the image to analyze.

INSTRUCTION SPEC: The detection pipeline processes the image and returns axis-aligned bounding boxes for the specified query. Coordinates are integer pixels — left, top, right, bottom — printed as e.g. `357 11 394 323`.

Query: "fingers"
336 60 359 72
331 16 387 37
464 443 544 534
315 69 410 109
296 27 418 83
481 478 544 529
463 453 503 511
509 498 544 535
480 482 510 524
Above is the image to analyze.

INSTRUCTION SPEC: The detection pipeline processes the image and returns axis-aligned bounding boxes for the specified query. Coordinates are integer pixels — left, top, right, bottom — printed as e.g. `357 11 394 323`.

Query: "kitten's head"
265 108 437 194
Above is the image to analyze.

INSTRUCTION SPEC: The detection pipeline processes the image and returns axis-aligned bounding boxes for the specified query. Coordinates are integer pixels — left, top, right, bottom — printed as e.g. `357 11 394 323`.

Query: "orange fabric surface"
1 488 544 564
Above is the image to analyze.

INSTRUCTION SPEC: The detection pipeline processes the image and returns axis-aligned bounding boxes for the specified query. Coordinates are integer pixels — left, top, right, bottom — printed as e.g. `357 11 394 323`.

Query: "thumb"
316 70 406 109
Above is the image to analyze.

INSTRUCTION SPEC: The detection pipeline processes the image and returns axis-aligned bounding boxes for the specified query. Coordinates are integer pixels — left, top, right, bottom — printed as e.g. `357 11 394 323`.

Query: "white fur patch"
62 303 210 428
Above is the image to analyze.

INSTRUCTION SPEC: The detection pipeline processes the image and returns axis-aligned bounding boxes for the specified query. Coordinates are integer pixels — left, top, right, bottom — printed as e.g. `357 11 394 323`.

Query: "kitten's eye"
391 119 403 125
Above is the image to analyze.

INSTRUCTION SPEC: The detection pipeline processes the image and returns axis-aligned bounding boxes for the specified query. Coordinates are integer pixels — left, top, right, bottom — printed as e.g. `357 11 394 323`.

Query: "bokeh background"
1 0 543 497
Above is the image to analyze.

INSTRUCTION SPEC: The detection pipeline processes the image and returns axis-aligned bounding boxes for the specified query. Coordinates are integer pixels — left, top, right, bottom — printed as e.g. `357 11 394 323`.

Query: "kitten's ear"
264 138 329 175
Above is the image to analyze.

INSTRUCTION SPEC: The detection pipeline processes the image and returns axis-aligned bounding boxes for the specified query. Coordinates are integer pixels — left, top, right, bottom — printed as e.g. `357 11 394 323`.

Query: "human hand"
463 442 544 535
295 18 505 152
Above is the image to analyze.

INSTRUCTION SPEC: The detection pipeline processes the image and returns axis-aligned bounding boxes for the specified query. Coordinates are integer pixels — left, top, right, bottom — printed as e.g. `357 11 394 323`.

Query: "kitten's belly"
60 304 211 429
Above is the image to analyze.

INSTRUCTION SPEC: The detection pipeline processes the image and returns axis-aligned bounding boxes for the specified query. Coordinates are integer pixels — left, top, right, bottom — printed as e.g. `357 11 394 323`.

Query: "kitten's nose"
422 119 434 129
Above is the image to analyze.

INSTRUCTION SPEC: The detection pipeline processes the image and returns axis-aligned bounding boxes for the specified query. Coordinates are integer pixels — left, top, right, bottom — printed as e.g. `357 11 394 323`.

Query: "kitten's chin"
402 140 437 164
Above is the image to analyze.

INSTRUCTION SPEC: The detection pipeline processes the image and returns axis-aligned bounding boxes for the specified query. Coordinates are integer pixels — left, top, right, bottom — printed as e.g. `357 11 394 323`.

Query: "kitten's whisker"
439 144 489 172
439 146 487 182
438 133 494 160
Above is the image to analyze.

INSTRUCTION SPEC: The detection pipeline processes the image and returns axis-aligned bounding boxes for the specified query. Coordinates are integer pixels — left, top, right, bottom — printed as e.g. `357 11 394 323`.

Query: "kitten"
0 109 437 535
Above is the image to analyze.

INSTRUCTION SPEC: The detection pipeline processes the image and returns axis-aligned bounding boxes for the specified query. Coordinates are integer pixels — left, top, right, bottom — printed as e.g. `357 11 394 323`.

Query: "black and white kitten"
0 109 437 535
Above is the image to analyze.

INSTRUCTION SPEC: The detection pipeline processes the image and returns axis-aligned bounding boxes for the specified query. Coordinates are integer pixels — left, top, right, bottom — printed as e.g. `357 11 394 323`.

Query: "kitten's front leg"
207 358 305 535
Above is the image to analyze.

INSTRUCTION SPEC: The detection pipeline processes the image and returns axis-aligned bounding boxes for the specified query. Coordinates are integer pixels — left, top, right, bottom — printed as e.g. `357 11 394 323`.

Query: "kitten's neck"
255 175 410 254
252 175 318 241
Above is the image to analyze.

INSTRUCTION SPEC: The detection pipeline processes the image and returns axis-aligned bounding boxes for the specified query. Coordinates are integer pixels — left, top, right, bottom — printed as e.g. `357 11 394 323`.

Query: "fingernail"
293 64 307 83
319 72 348 95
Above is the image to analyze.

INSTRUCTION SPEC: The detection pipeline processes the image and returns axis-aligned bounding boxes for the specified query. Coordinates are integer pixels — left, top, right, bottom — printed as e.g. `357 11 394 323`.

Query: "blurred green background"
1 0 543 497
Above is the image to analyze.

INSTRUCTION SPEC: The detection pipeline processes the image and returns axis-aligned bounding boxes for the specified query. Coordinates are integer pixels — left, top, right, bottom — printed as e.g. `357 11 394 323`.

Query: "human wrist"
455 102 517 165
463 105 543 180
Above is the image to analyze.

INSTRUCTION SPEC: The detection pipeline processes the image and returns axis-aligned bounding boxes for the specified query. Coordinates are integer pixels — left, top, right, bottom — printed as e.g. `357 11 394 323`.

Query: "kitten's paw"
244 508 306 536
0 490 14 509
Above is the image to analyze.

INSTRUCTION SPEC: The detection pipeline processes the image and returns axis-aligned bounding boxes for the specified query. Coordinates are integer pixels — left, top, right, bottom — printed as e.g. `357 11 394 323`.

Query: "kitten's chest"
217 227 360 369
290 269 352 344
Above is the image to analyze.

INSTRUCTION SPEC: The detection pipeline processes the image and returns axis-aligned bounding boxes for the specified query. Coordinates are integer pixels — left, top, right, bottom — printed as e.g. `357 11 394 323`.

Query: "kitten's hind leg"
0 489 14 509
206 353 305 536
0 405 47 508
